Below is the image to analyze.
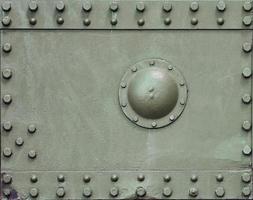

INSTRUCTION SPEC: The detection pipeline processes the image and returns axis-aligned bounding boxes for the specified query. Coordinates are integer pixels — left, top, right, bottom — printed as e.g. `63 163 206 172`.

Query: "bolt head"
111 174 119 182
28 124 37 134
2 2 11 11
30 188 39 198
136 186 146 197
56 1 65 11
2 16 11 26
216 173 224 182
137 174 145 181
215 187 225 197
83 187 92 197
15 137 24 146
217 17 224 25
137 18 145 26
57 17 64 25
189 187 198 197
110 2 118 12
3 174 12 184
163 187 172 197
3 147 12 157
242 120 251 131
2 121 12 131
242 67 252 78
242 94 251 104
29 17 37 25
2 68 12 79
241 173 251 183
190 1 199 12
56 187 65 197
2 94 12 104
242 186 251 197
136 2 145 12
243 42 252 53
191 174 198 182
57 174 65 182
83 1 92 12
110 187 119 197
243 1 252 11
30 174 38 183
163 2 172 12
28 150 37 159
242 145 252 155
217 0 226 11
191 17 198 25
164 17 171 25
28 1 38 12
83 175 91 183
3 43 12 53
243 16 252 26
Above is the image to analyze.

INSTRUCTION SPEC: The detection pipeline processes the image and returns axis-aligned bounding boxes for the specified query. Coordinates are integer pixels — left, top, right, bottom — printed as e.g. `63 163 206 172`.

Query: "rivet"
1 1 11 12
110 186 119 197
149 60 155 66
2 94 12 104
111 174 119 182
180 81 185 86
121 101 127 107
190 1 199 12
169 115 175 121
137 174 145 182
164 17 171 25
163 2 172 12
2 121 12 131
242 186 251 197
3 43 12 53
57 174 65 182
243 1 252 12
137 18 145 26
216 0 226 11
110 2 118 12
57 16 64 25
242 42 252 53
56 187 65 198
83 175 91 183
242 94 251 104
29 188 39 198
29 17 37 25
3 147 12 157
15 137 24 146
189 187 198 197
83 187 92 197
241 172 251 183
28 1 38 12
242 120 251 131
83 1 92 12
131 66 137 72
83 18 91 26
28 150 37 159
136 2 145 12
217 17 224 25
168 65 173 70
163 174 171 182
111 18 118 26
3 174 12 184
30 174 38 183
56 1 65 12
2 68 12 79
191 17 198 25
163 187 172 197
216 174 224 182
215 186 225 197
242 67 252 78
190 174 198 182
242 145 251 155
3 188 11 197
133 116 139 122
151 121 157 128
2 16 11 26
28 124 37 134
120 82 126 88
180 99 185 105
136 186 146 197
243 16 252 26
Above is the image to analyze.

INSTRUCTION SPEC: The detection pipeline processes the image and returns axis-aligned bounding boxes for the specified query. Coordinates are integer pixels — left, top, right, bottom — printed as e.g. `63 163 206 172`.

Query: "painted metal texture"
0 0 252 199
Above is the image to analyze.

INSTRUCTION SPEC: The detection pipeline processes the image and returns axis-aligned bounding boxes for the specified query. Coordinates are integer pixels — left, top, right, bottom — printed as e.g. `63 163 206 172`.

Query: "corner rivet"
190 174 198 182
15 137 24 146
57 174 65 182
29 188 39 198
163 2 172 12
2 16 11 26
3 174 12 184
242 186 251 197
3 147 12 157
137 18 145 26
1 2 11 12
2 121 12 131
163 174 171 182
83 187 92 197
189 187 198 197
216 174 224 182
28 124 37 134
191 17 198 25
110 2 118 12
136 186 146 197
111 174 119 182
137 174 145 182
243 16 252 26
28 1 38 12
56 187 65 197
3 43 12 53
215 187 225 197
56 1 65 12
242 145 252 155
190 1 199 12
243 1 252 11
30 174 38 183
242 120 251 131
243 42 252 53
163 187 172 197
217 17 224 25
29 17 37 25
242 94 251 104
110 187 119 197
164 17 171 25
136 2 145 12
83 175 91 183
82 1 92 12
83 18 91 26
2 94 12 104
216 0 226 11
57 16 64 25
241 173 251 183
28 150 37 159
2 68 12 79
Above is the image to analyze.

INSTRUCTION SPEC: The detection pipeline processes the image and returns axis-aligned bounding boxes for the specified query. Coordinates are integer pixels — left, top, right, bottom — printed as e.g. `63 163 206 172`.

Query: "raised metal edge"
0 0 252 30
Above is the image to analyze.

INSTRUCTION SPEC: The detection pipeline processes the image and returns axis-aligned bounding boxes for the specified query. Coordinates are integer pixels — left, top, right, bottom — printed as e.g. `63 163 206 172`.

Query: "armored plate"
0 0 253 199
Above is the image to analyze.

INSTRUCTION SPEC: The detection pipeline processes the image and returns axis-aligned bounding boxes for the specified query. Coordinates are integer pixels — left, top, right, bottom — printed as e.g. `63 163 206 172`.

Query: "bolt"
83 187 92 197
136 2 145 12
242 145 251 155
2 68 12 79
56 187 65 197
189 187 198 197
83 18 91 26
216 174 224 182
3 43 12 53
217 0 226 11
190 1 199 12
164 17 171 25
30 174 38 183
2 94 12 104
2 16 11 26
57 174 65 182
215 187 225 197
30 188 39 198
111 18 118 26
28 1 38 12
1 1 11 11
3 174 12 184
28 124 37 134
3 147 12 157
110 2 118 12
83 1 92 12
243 16 252 26
2 121 12 131
57 16 64 25
83 175 91 183
163 174 171 182
217 17 224 25
29 17 37 25
28 150 37 159
242 67 252 78
3 188 11 197
243 1 252 11
163 187 172 197
163 2 172 12
15 137 24 146
110 187 119 197
242 94 251 104
241 172 251 183
56 1 65 12
191 17 198 25
242 186 251 197
191 174 198 182
151 121 157 128
111 174 119 182
136 186 146 197
243 42 252 53
242 120 251 131
137 18 145 26
137 174 145 182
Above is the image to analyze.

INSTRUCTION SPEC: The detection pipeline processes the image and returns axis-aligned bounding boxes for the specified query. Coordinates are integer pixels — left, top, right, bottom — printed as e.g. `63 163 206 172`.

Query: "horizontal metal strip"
0 0 252 30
